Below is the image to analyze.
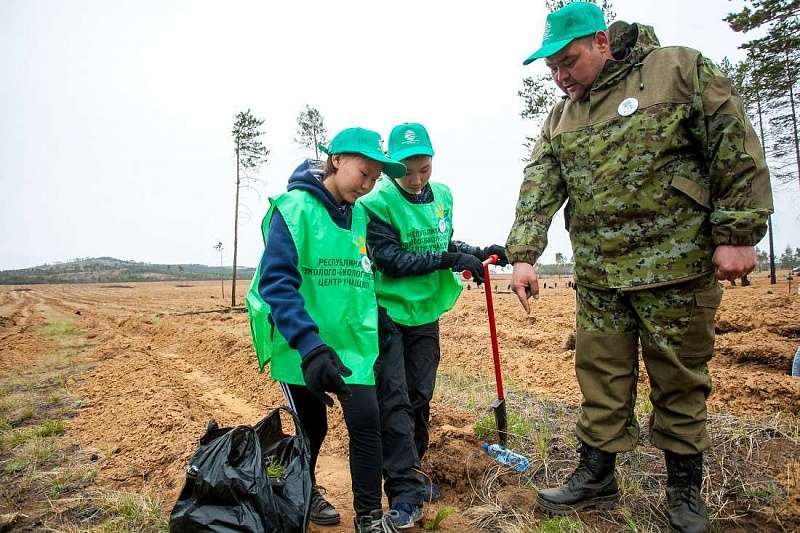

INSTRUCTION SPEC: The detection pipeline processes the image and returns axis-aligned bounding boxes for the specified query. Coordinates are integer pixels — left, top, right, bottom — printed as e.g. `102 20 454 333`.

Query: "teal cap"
388 123 434 162
319 127 406 178
523 2 607 65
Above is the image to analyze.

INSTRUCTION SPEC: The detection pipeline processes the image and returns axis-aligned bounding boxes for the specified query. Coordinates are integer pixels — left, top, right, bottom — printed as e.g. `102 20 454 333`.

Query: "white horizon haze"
1 0 797 271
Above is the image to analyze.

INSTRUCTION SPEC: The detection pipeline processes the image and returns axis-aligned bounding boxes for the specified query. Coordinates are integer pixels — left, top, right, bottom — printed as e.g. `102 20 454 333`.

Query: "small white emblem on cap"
618 97 639 117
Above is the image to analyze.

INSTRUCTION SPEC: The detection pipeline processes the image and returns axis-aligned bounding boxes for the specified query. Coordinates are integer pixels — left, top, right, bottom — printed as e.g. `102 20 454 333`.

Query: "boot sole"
310 514 341 526
536 492 620 516
669 526 709 533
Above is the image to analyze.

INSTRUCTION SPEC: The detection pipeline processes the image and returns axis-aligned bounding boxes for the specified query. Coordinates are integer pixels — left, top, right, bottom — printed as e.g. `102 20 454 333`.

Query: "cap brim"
360 150 407 178
390 146 434 162
522 37 576 65
321 146 406 178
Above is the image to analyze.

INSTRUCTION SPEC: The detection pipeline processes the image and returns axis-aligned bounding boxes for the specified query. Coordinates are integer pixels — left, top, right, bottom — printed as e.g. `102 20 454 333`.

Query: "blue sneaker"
424 480 442 502
388 503 423 529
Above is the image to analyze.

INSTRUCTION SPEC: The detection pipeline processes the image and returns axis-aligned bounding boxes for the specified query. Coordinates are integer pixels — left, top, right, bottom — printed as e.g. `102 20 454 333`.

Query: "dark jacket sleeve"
258 211 324 358
365 210 444 277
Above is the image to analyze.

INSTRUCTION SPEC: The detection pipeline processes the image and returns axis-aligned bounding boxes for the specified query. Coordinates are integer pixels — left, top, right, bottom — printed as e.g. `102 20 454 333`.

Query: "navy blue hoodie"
257 160 353 358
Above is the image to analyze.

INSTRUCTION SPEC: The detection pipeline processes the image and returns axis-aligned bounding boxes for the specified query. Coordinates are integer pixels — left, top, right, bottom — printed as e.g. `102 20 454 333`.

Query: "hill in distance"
0 257 255 285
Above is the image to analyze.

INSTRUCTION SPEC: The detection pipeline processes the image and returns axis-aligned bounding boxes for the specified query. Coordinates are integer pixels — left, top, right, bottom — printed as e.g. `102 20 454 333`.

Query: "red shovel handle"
482 256 504 402
460 255 505 401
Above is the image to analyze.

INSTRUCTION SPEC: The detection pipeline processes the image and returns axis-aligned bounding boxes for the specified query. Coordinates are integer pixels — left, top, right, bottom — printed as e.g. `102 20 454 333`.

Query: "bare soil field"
0 273 798 532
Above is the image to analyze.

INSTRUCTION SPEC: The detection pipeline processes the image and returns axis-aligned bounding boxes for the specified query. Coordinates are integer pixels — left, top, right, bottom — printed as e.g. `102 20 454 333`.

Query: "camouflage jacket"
506 22 773 290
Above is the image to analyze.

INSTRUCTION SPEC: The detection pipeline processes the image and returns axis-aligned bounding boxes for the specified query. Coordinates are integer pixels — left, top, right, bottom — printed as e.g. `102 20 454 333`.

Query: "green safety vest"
246 189 379 385
359 180 463 327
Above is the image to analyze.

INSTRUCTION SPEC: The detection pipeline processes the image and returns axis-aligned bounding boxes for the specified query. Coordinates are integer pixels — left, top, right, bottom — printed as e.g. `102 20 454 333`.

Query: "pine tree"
755 247 769 271
294 105 329 160
231 110 269 307
726 0 800 190
213 241 225 299
779 244 795 269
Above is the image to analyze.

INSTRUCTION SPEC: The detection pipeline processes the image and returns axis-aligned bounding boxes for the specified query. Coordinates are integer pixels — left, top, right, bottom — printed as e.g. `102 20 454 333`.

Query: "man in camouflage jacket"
507 4 772 532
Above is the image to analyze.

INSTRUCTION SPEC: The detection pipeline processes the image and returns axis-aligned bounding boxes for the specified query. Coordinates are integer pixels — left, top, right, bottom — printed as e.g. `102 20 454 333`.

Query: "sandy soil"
449 274 800 417
0 272 797 531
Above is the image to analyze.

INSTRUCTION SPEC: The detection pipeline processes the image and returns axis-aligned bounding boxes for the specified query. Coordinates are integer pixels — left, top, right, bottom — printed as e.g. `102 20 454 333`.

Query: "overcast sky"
1 0 797 270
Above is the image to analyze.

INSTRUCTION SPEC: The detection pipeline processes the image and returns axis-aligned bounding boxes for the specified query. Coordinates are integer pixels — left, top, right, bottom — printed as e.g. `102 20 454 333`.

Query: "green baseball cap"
387 123 435 162
319 127 406 178
523 2 607 65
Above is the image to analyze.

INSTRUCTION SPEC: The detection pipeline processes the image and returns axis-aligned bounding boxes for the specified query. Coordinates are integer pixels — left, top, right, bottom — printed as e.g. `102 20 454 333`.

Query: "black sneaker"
309 485 340 525
354 510 400 533
387 502 423 529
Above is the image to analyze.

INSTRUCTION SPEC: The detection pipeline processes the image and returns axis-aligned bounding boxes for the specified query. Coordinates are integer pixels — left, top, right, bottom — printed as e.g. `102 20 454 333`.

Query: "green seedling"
265 458 285 479
424 506 454 531
474 411 532 445
537 516 584 533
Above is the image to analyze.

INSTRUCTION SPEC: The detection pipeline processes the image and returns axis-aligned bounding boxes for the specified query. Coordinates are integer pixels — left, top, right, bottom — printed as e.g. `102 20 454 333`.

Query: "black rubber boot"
665 451 709 533
309 485 340 525
354 510 400 533
536 441 619 515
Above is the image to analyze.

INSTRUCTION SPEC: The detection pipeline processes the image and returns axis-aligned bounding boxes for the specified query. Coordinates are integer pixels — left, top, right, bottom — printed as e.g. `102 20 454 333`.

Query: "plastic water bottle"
482 442 530 473
792 346 800 378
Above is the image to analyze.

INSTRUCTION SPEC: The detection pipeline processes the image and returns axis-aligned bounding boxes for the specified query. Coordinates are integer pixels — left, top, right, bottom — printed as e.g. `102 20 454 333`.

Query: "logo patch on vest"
435 203 450 234
354 235 367 255
353 235 372 272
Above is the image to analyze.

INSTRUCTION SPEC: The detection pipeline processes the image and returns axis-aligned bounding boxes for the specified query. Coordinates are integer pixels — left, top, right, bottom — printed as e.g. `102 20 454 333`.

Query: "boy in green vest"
246 127 406 532
359 123 508 528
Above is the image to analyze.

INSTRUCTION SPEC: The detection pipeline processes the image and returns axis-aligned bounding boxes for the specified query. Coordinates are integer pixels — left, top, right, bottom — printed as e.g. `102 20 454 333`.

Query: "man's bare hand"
511 262 539 314
713 245 756 281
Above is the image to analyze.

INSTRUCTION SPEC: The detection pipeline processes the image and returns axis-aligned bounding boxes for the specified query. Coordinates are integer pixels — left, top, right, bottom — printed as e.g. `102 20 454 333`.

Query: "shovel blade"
490 398 508 447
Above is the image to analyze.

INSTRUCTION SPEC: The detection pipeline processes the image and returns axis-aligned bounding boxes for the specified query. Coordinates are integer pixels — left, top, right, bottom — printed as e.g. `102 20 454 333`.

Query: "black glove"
482 245 509 267
441 252 484 285
301 345 352 407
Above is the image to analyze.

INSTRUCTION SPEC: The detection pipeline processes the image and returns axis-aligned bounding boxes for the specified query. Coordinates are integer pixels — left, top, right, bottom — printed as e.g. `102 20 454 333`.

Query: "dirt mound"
715 330 795 373
424 407 494 504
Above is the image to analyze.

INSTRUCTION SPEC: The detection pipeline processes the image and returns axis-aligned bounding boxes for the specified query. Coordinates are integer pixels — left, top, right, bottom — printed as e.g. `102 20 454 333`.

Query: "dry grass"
0 311 169 532
436 371 799 532
3 436 58 474
465 465 537 531
87 490 168 533
40 315 81 339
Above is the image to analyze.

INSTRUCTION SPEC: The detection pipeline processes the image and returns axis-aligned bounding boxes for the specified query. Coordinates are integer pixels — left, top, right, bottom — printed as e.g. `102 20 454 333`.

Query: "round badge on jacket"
438 218 447 233
618 97 639 117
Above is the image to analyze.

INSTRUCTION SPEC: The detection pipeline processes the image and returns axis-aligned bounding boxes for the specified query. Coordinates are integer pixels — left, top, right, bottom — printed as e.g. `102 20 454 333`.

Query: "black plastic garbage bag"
170 407 312 532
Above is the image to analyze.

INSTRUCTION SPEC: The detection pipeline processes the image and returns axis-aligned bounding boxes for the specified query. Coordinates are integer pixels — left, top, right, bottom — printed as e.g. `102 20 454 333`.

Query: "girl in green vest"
359 123 508 526
246 127 406 532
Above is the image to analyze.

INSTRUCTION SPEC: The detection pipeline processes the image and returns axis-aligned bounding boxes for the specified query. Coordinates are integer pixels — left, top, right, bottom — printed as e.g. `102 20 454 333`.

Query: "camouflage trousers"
574 274 722 455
